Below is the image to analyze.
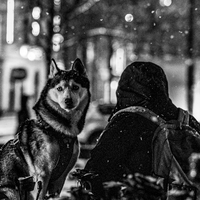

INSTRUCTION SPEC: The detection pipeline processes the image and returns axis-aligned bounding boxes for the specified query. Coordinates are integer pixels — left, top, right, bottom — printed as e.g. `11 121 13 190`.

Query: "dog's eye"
72 85 79 91
57 86 63 92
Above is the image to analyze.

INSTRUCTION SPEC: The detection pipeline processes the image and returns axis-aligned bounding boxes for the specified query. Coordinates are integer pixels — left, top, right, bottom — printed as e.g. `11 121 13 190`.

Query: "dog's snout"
65 98 72 103
65 98 73 108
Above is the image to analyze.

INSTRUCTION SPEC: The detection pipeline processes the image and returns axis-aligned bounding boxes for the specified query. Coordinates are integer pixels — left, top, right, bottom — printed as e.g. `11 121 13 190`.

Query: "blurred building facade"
0 0 200 121
0 0 6 57
0 0 46 114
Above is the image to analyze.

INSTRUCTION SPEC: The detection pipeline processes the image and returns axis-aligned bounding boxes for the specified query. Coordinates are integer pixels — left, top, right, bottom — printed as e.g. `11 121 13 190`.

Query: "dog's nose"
65 98 73 108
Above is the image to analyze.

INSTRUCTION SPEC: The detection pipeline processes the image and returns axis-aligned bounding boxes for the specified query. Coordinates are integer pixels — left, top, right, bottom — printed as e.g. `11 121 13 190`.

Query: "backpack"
112 106 200 194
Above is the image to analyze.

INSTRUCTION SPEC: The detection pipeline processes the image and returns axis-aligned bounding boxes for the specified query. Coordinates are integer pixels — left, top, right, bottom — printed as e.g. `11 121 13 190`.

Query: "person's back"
84 62 200 199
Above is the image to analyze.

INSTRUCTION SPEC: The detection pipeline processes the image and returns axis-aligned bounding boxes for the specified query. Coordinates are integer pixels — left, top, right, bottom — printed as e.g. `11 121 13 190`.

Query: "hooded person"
84 62 200 199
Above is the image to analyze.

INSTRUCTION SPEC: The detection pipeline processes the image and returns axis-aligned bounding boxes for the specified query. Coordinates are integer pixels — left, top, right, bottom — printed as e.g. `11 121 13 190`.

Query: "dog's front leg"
29 138 60 199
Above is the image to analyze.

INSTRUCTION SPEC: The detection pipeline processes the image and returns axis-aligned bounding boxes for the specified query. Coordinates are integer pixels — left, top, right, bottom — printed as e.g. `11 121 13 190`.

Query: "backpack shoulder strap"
178 108 189 125
111 106 166 126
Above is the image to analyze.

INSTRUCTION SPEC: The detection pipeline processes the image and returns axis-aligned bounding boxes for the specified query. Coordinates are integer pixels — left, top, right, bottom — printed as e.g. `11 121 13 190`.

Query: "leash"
36 181 42 200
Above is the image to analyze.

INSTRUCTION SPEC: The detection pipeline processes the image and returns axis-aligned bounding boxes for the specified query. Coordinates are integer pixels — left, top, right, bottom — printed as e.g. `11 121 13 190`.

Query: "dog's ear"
72 58 87 77
49 59 60 78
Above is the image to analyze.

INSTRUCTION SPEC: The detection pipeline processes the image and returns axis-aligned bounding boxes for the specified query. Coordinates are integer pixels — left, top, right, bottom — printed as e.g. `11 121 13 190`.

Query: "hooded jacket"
84 62 200 198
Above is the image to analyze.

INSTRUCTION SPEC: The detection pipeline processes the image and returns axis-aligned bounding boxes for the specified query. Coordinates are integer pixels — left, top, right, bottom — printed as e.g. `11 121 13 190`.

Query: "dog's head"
47 58 90 112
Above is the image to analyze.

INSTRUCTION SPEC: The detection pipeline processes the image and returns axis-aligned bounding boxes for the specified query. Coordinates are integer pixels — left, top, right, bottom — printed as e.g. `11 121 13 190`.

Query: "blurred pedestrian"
17 94 30 126
16 92 34 134
84 62 200 199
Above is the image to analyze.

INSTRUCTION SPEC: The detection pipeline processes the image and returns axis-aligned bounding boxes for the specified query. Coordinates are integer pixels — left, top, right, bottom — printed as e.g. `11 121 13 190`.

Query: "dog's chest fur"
37 105 81 136
19 119 78 178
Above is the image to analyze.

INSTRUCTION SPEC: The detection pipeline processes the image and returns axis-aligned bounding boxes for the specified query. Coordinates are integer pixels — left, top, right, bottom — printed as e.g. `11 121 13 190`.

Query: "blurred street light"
125 14 133 22
52 33 64 52
159 0 172 7
53 15 61 33
31 22 40 36
31 7 41 37
19 45 43 61
32 7 41 20
6 0 14 44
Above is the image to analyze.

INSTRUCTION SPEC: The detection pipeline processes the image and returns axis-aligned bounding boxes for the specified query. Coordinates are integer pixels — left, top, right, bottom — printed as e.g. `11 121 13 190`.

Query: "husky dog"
0 58 90 200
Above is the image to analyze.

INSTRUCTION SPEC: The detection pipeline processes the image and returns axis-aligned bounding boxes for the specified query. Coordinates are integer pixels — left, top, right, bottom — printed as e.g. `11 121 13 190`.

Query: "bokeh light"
125 14 133 22
159 0 172 7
